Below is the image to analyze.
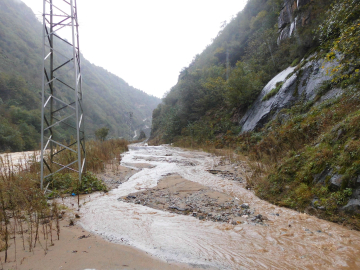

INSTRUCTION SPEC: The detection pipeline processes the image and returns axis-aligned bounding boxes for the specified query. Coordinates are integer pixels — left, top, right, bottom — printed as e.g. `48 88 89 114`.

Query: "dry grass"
85 139 128 173
0 154 60 263
0 138 129 263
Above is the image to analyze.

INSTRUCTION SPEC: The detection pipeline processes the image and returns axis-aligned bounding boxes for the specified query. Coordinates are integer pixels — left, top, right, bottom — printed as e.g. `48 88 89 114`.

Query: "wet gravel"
118 172 267 226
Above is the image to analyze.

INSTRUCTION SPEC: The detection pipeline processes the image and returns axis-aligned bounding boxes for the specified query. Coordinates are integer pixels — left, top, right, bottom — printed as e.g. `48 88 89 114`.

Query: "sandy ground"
0 162 196 270
96 165 139 190
1 218 195 270
3 147 360 269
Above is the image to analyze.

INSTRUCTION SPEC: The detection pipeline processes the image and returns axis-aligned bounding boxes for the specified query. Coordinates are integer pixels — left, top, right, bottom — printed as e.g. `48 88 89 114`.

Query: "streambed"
76 144 360 269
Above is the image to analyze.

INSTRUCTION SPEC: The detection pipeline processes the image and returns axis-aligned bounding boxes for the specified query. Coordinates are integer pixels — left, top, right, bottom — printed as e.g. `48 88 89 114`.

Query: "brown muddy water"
0 150 42 172
60 145 360 269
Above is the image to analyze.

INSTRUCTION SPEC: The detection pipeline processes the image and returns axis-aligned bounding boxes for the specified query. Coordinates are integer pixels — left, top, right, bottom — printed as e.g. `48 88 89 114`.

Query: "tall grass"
46 139 129 197
0 138 129 263
0 154 60 263
85 138 128 172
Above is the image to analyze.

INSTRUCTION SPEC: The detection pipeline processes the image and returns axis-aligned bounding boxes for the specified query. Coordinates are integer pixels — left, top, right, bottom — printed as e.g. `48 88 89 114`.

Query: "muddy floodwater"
75 145 360 269
0 150 42 172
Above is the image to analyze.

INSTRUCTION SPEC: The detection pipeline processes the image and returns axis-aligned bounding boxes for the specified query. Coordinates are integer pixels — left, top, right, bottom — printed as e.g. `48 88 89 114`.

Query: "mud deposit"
75 144 360 269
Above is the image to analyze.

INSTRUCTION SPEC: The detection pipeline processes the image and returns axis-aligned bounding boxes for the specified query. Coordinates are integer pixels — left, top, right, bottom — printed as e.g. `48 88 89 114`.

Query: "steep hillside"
0 0 160 151
151 0 360 228
151 0 332 143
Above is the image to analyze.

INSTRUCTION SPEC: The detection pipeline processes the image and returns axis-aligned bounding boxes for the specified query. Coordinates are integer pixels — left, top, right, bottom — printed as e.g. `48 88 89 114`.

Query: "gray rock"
240 56 341 133
342 199 360 213
251 214 263 222
241 203 249 209
311 197 319 207
329 174 343 191
169 206 187 211
316 87 343 105
313 168 332 185
278 0 312 44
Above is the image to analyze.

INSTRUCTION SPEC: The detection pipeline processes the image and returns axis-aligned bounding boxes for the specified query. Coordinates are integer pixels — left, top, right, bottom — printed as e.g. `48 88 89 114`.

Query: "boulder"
328 173 343 191
342 199 360 214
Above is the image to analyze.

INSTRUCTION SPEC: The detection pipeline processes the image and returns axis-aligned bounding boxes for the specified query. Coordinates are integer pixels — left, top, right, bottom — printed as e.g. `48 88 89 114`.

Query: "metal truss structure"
40 0 85 190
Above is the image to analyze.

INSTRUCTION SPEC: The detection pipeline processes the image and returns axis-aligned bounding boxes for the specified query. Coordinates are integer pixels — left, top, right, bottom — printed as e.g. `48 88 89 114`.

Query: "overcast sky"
21 0 247 98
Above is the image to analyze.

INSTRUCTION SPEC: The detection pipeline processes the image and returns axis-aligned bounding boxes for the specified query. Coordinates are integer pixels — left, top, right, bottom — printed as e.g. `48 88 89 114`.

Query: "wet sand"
4 145 360 269
1 216 195 270
76 145 360 269
1 158 196 270
97 165 139 190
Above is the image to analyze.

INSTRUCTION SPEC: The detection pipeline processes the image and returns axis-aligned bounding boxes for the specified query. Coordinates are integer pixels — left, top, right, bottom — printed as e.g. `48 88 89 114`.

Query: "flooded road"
77 145 360 269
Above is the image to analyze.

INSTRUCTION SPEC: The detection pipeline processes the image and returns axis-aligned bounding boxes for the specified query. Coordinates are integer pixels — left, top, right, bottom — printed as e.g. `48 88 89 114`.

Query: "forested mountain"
151 0 360 228
151 0 333 142
0 0 160 152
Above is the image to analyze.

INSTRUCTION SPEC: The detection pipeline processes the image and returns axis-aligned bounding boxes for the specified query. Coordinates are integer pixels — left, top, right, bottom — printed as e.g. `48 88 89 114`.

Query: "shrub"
262 81 284 101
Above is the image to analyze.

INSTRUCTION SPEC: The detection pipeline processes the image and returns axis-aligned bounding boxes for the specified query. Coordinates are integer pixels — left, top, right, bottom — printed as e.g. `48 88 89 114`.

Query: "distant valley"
0 0 160 152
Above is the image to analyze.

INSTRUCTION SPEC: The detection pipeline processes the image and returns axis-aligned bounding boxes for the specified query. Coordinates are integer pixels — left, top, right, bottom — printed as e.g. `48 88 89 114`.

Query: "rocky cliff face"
239 55 342 133
278 0 312 44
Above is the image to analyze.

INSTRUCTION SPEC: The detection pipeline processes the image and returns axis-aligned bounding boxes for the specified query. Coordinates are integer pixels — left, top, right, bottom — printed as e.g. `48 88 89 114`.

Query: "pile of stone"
207 169 244 183
119 188 267 225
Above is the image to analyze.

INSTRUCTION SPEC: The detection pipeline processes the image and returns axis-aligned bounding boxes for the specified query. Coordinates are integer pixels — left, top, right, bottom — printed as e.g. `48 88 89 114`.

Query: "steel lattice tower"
40 0 85 190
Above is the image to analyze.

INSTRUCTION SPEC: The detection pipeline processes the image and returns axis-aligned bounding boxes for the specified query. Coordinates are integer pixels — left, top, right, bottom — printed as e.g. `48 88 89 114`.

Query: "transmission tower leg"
40 0 85 190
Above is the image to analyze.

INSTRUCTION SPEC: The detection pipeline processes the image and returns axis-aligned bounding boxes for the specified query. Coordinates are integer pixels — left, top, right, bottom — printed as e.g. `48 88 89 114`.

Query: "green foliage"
291 58 300 67
49 172 107 196
226 62 263 107
0 0 160 151
149 0 360 228
151 0 333 144
240 84 360 226
0 117 24 151
95 127 109 141
262 81 284 101
138 130 146 140
315 188 353 212
250 10 268 30
318 0 360 84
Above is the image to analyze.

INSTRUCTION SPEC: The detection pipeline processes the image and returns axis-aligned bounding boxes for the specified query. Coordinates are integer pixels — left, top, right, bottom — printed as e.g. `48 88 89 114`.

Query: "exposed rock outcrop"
343 177 360 213
239 56 343 133
278 0 312 44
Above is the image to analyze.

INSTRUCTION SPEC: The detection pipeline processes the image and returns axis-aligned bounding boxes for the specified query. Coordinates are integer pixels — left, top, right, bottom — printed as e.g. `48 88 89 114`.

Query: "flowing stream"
76 145 360 269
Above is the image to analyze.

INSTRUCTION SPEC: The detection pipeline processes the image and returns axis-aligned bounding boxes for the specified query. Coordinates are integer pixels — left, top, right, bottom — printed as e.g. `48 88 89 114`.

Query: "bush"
262 81 284 101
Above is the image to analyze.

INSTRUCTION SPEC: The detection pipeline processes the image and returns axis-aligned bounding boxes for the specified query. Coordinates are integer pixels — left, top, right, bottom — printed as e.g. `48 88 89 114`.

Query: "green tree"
138 130 146 140
95 127 109 141
226 62 263 108
318 0 360 84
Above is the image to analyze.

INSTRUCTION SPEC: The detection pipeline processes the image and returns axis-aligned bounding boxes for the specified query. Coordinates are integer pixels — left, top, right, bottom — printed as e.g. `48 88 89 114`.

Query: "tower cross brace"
40 0 85 190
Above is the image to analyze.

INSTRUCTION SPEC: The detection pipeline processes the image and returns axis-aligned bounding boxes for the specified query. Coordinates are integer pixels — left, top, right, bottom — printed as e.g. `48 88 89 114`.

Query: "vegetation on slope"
0 0 160 152
151 0 333 143
151 0 360 228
